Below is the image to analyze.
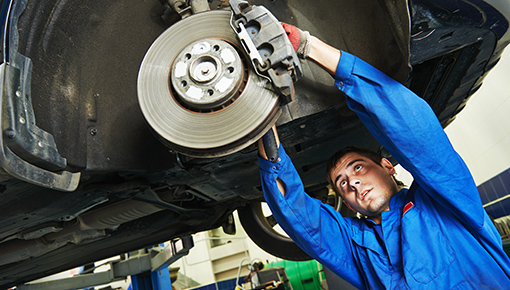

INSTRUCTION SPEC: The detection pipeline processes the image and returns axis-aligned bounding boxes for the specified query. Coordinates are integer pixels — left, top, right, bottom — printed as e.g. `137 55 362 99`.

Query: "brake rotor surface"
138 10 280 157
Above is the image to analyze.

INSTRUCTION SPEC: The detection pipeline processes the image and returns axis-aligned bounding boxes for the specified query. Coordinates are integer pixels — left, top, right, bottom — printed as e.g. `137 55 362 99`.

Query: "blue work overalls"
259 51 510 289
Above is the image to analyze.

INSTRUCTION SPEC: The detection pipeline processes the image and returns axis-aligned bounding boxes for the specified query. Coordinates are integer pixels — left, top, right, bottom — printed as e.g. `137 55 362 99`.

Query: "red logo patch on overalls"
402 201 414 217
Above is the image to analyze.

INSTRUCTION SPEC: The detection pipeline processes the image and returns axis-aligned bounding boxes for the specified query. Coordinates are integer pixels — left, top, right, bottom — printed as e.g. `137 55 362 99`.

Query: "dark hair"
326 146 404 195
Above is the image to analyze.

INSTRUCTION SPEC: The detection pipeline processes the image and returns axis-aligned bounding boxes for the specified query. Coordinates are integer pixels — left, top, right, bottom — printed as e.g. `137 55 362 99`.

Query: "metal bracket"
166 0 210 19
134 187 206 214
149 236 194 271
229 0 302 104
18 236 194 290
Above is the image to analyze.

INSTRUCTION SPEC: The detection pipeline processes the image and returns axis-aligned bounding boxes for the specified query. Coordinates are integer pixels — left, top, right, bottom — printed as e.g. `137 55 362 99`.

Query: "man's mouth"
360 189 372 200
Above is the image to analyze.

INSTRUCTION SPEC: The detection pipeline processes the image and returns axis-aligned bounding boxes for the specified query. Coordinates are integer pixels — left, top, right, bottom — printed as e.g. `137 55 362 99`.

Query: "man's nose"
350 179 361 190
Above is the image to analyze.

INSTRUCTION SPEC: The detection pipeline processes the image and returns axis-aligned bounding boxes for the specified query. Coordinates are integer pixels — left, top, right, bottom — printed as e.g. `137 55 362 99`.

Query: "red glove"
281 22 311 58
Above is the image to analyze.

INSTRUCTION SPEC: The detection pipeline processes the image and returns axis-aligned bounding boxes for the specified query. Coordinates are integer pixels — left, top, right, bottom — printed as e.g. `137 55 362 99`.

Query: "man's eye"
355 165 363 171
340 181 347 187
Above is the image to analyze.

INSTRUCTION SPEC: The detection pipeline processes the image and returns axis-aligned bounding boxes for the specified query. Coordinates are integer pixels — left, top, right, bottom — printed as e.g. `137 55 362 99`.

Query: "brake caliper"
229 0 302 104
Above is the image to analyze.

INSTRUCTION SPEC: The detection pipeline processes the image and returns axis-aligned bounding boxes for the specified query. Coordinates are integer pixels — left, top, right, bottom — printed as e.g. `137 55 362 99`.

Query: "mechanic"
257 23 510 289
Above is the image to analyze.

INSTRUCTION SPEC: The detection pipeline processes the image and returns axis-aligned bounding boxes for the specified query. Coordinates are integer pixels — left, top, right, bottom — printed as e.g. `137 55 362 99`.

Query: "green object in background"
267 260 325 290
503 238 510 258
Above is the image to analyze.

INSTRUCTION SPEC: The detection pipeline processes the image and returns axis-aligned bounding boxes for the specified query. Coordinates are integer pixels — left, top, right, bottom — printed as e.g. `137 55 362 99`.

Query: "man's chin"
365 199 389 216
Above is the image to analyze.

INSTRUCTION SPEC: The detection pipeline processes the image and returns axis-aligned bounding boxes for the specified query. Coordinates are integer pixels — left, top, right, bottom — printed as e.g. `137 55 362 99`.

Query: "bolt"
15 90 21 97
6 130 15 139
19 117 26 124
90 128 97 136
37 141 43 148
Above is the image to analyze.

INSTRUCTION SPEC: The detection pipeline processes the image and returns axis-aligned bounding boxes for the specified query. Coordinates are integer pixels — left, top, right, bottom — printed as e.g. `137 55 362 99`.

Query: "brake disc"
138 10 280 158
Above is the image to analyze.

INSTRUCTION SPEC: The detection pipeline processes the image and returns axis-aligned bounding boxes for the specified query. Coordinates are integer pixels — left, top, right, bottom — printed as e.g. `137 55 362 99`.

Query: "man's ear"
380 158 396 175
343 199 355 212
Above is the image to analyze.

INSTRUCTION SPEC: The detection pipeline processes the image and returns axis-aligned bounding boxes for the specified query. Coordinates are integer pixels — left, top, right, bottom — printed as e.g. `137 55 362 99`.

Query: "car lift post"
17 236 194 290
130 244 172 290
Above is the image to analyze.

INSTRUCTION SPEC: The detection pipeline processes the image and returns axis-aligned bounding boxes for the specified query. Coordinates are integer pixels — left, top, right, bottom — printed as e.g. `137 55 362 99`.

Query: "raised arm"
258 143 365 288
308 36 341 75
282 22 484 229
257 126 286 196
318 44 485 230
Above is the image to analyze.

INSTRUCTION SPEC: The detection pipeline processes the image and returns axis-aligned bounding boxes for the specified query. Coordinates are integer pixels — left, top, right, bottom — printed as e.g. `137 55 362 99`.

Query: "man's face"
329 152 399 220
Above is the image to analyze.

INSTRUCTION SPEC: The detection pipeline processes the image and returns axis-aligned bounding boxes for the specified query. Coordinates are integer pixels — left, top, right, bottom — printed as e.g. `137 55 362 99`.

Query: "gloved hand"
281 22 312 59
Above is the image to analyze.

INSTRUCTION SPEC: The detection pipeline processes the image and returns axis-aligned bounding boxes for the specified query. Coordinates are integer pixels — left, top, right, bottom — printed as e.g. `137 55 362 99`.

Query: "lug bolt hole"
185 53 191 60
181 80 187 87
213 45 220 51
207 89 214 96
227 67 234 73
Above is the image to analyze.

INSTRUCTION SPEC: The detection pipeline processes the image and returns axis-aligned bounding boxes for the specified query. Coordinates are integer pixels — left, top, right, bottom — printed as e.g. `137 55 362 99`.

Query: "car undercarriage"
0 0 509 287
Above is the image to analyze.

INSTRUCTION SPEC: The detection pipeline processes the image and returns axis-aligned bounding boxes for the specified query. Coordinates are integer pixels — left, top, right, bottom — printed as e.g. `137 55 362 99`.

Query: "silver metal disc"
137 10 280 157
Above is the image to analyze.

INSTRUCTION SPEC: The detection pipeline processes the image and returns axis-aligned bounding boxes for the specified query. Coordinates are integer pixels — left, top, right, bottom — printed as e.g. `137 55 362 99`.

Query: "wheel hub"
171 39 245 112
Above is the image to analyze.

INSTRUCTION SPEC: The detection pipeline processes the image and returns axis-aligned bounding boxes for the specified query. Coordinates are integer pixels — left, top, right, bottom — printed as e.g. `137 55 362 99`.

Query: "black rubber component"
238 202 312 261
262 128 278 163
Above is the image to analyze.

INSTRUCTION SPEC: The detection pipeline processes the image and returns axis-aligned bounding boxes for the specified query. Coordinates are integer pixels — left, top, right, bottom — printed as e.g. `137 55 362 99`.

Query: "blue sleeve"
334 51 485 230
258 146 365 288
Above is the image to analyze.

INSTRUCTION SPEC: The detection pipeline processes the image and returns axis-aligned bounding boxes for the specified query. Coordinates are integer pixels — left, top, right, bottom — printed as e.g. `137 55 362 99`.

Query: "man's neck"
368 215 382 224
